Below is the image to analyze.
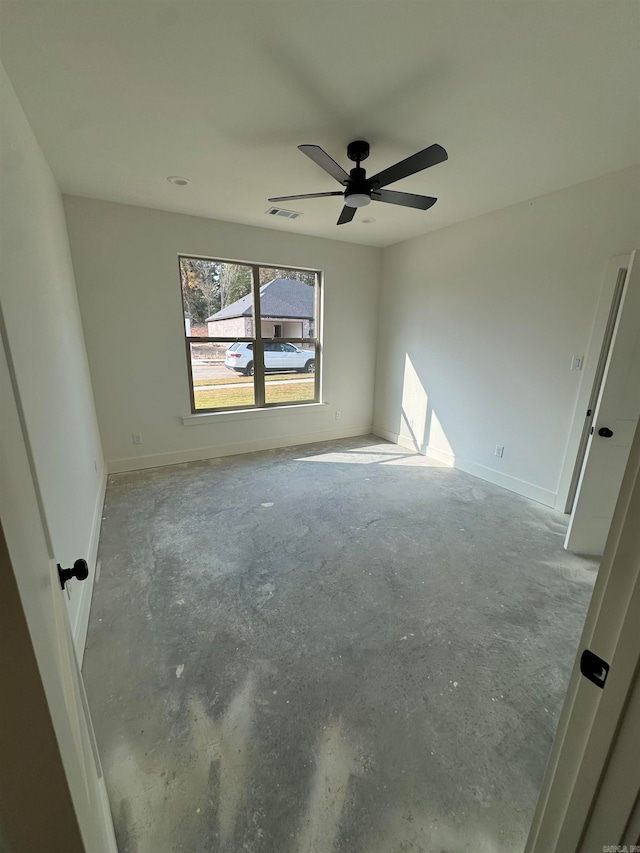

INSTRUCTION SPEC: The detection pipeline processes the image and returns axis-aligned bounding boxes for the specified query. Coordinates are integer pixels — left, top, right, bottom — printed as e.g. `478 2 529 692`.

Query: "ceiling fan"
269 140 448 225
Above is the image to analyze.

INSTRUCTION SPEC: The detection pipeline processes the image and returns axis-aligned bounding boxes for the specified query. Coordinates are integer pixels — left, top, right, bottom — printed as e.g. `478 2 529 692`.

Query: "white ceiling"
1 1 638 248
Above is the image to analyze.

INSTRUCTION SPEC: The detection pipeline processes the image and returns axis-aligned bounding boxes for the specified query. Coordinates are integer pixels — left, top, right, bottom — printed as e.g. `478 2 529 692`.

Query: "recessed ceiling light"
167 176 190 186
361 216 376 224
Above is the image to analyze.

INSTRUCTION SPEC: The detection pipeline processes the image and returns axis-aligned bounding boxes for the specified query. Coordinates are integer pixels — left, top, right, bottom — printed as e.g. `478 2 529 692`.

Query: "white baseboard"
73 461 107 665
107 425 373 474
422 445 455 466
372 426 423 453
432 449 557 507
372 426 557 508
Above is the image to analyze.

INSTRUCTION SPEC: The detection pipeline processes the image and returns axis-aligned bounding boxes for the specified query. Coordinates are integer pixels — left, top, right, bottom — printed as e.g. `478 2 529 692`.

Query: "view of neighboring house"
206 277 315 338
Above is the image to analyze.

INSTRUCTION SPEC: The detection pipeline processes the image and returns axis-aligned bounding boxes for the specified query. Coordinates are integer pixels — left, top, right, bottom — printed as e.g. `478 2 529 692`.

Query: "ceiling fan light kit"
269 139 447 225
344 192 371 208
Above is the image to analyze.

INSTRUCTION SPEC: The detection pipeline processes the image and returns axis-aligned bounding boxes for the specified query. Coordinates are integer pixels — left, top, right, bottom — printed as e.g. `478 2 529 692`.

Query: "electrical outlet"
335 411 341 420
132 433 143 445
495 445 504 458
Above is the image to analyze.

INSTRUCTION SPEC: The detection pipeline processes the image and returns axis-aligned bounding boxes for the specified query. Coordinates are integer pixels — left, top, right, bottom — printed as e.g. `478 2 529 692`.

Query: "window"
179 257 321 412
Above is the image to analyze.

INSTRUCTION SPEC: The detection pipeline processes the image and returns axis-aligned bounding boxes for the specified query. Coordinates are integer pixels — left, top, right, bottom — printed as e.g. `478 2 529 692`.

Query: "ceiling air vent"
265 206 302 219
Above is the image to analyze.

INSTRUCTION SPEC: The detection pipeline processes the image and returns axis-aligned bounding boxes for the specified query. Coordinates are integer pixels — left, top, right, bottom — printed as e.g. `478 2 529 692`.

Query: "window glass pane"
257 267 317 339
180 257 254 337
264 343 316 405
190 342 255 410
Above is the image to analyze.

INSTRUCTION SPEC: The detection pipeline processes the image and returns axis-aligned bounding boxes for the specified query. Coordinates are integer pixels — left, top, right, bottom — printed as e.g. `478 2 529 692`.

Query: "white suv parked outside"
225 342 315 377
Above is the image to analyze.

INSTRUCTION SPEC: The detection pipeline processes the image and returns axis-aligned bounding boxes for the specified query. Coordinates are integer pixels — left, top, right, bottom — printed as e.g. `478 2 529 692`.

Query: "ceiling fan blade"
299 144 350 185
268 191 343 202
368 143 448 189
337 206 356 225
372 189 438 210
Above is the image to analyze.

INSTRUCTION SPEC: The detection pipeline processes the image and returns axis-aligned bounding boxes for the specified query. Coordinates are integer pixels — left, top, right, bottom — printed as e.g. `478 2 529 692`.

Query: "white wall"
0 64 105 651
374 167 640 508
63 197 381 471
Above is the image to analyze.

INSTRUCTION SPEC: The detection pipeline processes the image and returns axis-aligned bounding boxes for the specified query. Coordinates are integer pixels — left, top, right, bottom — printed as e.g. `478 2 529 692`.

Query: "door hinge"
580 649 610 689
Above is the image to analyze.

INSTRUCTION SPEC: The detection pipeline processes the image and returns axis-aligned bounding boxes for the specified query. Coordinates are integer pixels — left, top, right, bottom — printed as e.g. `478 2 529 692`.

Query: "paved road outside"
192 362 314 387
191 362 238 381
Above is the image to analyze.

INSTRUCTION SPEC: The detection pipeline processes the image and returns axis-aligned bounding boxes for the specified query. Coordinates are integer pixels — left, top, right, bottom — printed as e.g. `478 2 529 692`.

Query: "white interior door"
565 251 640 555
0 327 117 851
526 419 640 851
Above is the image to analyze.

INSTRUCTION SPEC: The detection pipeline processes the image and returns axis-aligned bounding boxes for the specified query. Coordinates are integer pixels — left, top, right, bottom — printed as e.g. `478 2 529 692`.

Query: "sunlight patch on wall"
428 410 455 463
400 355 428 450
400 354 455 463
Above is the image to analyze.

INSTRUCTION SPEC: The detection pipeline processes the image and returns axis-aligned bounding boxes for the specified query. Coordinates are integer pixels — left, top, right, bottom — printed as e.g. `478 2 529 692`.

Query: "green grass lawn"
193 372 312 387
194 379 315 409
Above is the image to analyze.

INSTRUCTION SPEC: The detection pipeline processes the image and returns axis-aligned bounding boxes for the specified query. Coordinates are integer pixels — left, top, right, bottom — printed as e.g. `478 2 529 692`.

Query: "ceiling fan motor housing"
347 166 368 187
344 166 373 207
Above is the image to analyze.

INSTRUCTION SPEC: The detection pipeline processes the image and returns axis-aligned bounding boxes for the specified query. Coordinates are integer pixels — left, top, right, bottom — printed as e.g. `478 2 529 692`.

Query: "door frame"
564 264 629 515
555 254 634 513
526 417 640 851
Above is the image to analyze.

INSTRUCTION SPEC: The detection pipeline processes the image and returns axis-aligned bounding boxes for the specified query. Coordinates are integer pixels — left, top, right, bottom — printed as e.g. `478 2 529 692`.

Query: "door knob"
598 427 614 438
57 558 89 590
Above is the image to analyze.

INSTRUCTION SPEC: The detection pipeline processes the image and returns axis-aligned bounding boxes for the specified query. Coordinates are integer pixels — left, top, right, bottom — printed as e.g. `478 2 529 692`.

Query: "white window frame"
179 255 322 414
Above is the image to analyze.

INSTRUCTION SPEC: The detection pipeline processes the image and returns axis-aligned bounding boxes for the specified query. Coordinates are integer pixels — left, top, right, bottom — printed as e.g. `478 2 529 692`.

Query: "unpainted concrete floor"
83 436 598 853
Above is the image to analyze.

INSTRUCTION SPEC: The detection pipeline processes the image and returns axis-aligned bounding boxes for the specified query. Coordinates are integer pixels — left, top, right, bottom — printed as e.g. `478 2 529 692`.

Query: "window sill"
182 401 328 426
